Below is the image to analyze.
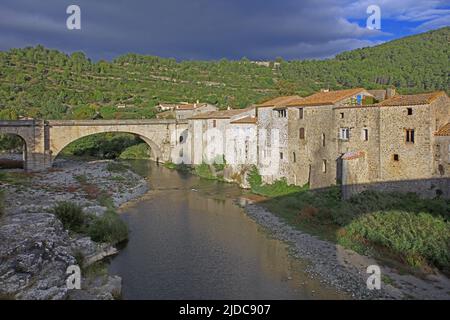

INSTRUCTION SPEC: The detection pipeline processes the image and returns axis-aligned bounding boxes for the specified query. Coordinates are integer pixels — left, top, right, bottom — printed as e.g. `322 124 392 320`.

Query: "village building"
187 107 256 167
155 102 218 120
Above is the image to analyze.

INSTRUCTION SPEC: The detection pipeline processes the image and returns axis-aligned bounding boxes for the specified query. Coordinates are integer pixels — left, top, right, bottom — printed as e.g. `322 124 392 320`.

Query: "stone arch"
51 131 163 163
0 132 28 169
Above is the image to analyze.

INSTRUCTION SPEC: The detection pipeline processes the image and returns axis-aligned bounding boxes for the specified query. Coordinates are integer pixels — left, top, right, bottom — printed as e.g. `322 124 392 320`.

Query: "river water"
108 161 347 300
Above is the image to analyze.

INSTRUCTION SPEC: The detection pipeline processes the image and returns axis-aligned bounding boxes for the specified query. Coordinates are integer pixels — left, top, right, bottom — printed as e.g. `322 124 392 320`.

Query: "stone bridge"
0 119 189 171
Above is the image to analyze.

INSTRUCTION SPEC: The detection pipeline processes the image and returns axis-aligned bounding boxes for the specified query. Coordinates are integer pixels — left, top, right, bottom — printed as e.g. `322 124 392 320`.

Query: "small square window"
213 120 217 128
407 108 413 115
393 154 399 161
340 113 344 119
280 152 284 160
298 108 304 120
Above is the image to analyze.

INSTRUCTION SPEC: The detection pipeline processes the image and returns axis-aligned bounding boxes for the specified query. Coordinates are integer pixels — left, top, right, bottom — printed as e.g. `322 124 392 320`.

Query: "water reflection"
109 161 347 300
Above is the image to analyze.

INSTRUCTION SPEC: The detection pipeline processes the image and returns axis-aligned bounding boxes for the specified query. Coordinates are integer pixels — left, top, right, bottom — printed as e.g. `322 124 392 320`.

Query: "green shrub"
88 209 128 244
52 202 86 233
119 143 150 160
338 211 450 269
194 163 215 180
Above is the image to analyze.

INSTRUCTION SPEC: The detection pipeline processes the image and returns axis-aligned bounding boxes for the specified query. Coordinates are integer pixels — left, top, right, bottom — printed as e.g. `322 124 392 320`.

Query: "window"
393 154 399 161
322 133 326 147
407 108 413 116
339 128 350 140
362 128 369 141
340 112 344 119
280 152 284 160
179 135 184 143
213 120 217 128
276 109 287 118
299 128 305 139
298 108 304 120
406 129 415 143
322 160 327 173
293 152 296 163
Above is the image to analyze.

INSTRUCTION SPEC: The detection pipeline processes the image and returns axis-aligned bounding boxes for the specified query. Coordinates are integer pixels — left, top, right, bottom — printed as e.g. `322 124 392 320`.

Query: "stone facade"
2 89 449 199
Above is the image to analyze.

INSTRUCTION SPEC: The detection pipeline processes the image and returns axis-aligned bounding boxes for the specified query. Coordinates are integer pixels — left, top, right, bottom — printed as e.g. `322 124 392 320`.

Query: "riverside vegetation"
246 166 450 276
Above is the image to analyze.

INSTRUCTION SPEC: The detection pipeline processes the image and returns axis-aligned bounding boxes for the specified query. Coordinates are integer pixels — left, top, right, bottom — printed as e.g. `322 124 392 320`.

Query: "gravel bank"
241 200 450 300
0 159 149 300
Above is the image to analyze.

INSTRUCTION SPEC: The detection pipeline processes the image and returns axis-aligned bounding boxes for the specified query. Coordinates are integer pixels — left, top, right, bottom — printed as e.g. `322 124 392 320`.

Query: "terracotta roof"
342 151 365 160
175 103 210 110
189 107 253 120
435 123 450 136
230 116 257 124
286 88 366 107
378 91 446 107
255 96 302 107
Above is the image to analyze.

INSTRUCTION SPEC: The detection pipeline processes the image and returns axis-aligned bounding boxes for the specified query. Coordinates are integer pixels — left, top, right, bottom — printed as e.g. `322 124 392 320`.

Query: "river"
108 161 347 300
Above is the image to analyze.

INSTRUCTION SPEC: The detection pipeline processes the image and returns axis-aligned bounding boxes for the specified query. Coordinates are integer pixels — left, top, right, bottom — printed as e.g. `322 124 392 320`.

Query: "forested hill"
0 27 448 120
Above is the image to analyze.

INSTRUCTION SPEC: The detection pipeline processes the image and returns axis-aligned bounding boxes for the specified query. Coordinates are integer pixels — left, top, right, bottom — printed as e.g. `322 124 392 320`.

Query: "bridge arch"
52 131 163 163
0 133 28 169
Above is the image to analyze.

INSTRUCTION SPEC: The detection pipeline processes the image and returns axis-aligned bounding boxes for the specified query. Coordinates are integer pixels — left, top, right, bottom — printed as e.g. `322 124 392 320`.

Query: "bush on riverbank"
52 202 86 233
194 163 216 180
87 209 129 245
51 201 128 245
259 188 450 273
119 143 150 160
248 166 306 197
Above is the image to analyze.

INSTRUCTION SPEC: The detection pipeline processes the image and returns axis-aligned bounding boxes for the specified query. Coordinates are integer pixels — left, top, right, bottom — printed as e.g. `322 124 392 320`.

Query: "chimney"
386 87 396 99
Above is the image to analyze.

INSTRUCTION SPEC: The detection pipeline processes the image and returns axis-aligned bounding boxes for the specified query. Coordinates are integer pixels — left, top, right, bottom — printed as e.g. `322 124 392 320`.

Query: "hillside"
0 27 448 120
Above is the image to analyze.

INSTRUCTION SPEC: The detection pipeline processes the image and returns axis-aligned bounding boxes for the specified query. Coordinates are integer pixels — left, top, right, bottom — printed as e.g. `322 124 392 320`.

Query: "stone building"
254 96 302 183
156 102 218 120
187 107 256 166
329 91 449 198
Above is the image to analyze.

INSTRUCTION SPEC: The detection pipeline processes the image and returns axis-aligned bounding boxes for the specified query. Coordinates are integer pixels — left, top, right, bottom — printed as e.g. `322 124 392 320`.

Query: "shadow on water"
108 160 349 300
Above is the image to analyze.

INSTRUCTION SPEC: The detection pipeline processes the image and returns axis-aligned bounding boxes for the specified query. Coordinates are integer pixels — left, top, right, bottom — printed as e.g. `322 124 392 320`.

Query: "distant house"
155 102 218 120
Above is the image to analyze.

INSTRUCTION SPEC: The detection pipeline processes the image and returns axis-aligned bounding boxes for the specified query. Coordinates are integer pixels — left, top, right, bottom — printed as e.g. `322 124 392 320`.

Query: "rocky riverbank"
240 198 450 300
0 159 149 300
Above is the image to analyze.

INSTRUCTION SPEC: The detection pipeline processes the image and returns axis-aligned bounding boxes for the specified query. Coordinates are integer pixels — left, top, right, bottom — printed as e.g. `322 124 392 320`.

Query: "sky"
0 0 449 61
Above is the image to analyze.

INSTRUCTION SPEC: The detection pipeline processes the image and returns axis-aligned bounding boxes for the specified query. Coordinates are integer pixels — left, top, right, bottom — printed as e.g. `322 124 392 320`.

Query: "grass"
248 165 307 197
0 171 32 186
119 143 150 160
338 211 450 272
257 186 450 274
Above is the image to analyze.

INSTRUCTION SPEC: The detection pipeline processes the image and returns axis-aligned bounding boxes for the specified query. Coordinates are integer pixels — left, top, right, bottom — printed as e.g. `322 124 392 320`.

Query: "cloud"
0 0 447 60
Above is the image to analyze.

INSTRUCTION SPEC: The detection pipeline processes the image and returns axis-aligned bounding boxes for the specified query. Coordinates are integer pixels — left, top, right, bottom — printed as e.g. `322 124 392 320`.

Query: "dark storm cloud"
0 0 446 60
